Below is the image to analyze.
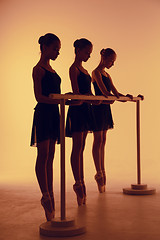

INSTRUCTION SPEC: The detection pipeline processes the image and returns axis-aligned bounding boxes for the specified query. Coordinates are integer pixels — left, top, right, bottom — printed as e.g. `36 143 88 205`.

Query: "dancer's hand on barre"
126 94 133 100
117 93 133 102
137 94 144 100
115 93 126 102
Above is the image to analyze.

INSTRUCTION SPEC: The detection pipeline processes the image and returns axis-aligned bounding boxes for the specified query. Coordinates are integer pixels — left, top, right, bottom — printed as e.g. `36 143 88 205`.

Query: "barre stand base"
123 184 156 195
40 217 86 237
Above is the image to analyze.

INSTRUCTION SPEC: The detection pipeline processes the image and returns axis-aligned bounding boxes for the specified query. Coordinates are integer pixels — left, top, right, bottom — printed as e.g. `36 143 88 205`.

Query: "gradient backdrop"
0 0 160 190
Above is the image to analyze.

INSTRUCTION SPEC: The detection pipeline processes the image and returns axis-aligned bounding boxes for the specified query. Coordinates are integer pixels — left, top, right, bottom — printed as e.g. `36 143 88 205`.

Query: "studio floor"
0 182 159 240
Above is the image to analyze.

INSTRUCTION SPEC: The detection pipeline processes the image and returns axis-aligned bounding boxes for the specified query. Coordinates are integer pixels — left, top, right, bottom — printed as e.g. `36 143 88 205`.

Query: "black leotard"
92 74 114 131
66 68 94 137
30 67 61 146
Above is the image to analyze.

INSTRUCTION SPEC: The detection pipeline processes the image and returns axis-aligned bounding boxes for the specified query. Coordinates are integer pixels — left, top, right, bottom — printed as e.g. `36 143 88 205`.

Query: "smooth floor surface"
0 183 159 240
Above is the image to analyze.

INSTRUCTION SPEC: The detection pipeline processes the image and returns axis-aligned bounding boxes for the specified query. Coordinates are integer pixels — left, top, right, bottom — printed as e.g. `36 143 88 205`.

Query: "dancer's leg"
71 132 84 181
36 140 50 193
36 140 54 220
101 130 107 186
80 131 88 181
92 131 103 173
92 131 105 193
71 132 85 205
47 139 56 210
80 131 88 202
101 130 107 171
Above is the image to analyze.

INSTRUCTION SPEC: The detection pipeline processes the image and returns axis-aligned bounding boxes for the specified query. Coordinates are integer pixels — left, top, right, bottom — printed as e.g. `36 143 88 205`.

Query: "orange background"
0 0 160 189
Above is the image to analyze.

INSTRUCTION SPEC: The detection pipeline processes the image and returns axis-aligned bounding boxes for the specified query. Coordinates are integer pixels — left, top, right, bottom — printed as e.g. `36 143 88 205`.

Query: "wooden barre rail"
50 93 142 101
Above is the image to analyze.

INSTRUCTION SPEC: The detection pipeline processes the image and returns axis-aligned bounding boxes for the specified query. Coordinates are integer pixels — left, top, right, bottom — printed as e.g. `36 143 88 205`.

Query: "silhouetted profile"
30 33 61 221
66 38 94 206
92 48 133 193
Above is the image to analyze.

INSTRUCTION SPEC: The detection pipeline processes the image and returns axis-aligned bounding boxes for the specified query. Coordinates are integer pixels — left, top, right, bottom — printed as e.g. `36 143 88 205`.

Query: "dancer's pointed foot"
41 194 55 221
73 181 84 206
95 172 105 193
102 170 106 191
81 181 86 205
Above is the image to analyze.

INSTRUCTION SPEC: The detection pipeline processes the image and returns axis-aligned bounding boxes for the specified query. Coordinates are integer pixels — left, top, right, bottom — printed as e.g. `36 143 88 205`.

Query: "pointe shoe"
102 170 106 186
41 196 55 221
73 182 84 206
81 181 86 205
95 172 105 193
102 170 106 192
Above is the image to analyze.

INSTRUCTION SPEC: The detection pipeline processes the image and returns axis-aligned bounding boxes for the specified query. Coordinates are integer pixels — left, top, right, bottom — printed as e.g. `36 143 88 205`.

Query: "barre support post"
60 99 66 220
123 100 156 195
137 100 141 184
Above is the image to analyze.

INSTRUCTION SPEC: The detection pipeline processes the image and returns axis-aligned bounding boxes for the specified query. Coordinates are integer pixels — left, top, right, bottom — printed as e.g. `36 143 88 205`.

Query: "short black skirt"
66 103 95 137
92 104 114 132
30 103 60 146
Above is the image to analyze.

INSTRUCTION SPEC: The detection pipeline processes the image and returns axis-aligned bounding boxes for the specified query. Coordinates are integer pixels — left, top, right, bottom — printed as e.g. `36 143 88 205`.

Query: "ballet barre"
50 93 141 101
40 94 155 238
